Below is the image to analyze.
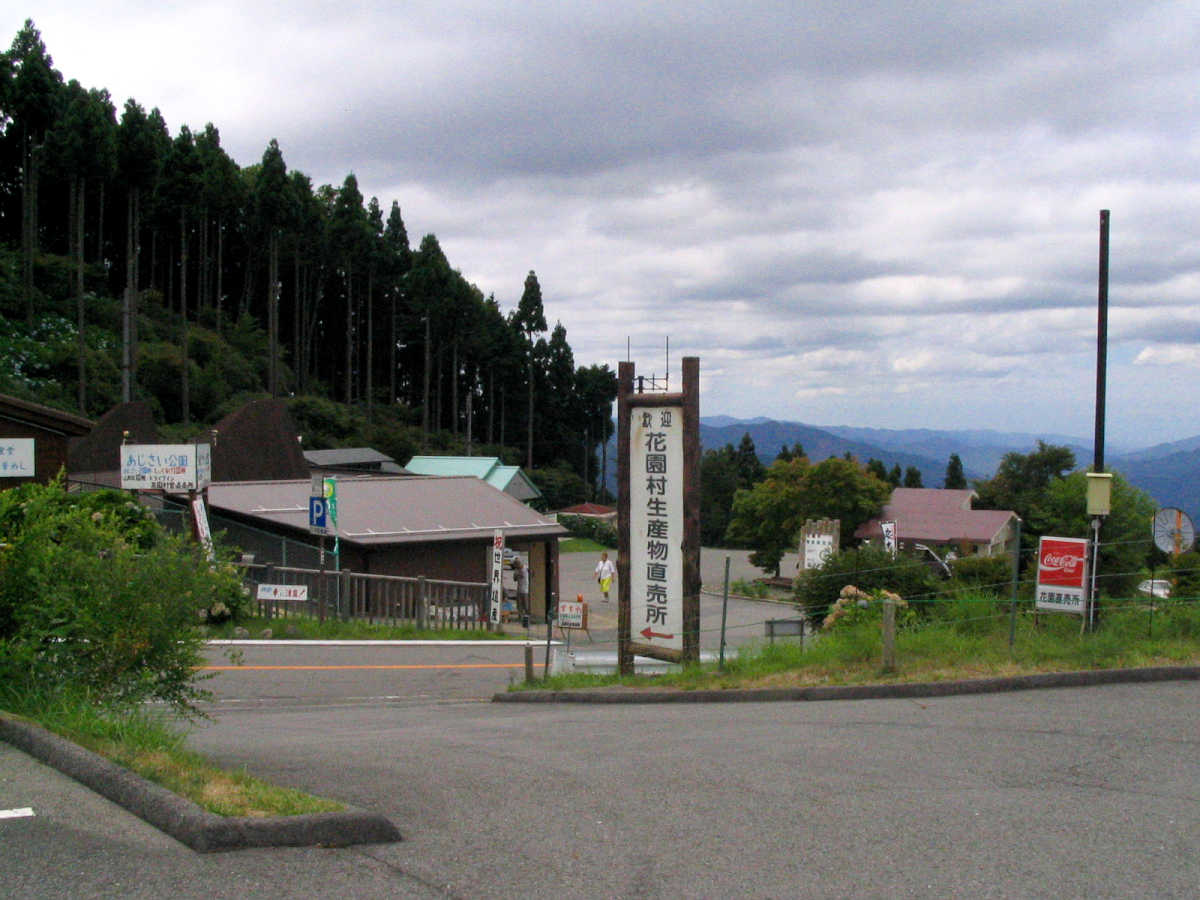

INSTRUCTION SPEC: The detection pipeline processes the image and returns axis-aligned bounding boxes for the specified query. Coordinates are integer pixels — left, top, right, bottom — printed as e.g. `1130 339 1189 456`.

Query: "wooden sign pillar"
618 357 700 674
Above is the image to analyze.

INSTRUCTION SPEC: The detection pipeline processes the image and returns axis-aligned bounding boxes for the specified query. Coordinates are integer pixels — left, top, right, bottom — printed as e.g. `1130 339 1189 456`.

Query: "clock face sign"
1153 508 1196 555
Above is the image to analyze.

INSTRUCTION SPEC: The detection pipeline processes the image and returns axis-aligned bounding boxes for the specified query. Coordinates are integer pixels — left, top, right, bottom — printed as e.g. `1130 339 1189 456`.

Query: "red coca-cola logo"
1039 538 1087 587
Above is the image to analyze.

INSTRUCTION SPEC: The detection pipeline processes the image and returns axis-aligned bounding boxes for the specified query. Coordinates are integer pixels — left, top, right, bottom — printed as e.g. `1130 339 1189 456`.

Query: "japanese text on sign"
120 443 212 492
1035 536 1089 614
0 438 34 477
629 406 684 650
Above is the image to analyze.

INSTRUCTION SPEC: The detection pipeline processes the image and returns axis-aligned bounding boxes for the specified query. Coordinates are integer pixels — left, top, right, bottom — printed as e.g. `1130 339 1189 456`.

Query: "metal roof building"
855 488 1018 557
404 456 542 503
206 474 566 618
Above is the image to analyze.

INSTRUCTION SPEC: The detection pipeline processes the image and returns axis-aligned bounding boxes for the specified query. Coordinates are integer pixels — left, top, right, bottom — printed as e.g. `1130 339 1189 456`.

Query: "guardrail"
244 563 490 630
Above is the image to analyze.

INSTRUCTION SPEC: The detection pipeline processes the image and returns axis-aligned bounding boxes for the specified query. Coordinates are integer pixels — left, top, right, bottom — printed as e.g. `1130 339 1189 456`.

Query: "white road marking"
0 807 34 819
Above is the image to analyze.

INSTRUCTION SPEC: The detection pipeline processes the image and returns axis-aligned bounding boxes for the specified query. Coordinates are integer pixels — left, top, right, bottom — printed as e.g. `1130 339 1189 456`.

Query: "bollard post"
881 599 897 674
418 576 428 630
524 644 535 683
263 562 275 619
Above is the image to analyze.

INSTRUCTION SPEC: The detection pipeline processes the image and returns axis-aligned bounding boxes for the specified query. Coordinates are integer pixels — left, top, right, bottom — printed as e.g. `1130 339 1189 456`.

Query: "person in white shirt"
594 551 616 601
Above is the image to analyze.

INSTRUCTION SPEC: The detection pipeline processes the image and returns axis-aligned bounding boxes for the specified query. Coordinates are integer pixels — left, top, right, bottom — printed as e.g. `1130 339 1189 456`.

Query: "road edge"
491 664 1200 703
0 712 401 852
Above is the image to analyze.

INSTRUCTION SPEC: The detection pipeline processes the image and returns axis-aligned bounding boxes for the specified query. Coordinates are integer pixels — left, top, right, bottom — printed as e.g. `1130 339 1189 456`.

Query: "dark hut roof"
68 401 159 473
209 398 309 482
0 392 93 436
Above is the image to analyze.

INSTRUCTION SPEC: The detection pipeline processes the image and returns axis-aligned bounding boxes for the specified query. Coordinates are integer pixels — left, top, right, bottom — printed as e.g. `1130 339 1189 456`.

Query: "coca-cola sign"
1036 536 1089 614
1038 537 1088 587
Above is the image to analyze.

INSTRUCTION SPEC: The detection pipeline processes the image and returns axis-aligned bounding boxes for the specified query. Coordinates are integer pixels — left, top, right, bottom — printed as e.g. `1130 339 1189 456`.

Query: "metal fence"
244 563 490 630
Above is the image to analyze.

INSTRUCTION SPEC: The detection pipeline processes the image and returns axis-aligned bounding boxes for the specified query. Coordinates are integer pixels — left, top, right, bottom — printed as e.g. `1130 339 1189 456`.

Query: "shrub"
557 513 617 548
0 480 245 714
795 546 940 624
949 554 1013 592
1166 551 1200 602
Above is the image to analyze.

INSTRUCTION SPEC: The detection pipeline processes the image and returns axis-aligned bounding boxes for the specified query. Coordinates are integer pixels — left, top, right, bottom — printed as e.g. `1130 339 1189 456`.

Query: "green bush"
795 546 940 624
948 554 1012 592
1166 551 1200 602
0 480 245 714
557 513 617 548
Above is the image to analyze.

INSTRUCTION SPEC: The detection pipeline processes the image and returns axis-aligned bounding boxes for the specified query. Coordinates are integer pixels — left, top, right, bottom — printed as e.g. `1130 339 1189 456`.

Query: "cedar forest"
0 20 618 507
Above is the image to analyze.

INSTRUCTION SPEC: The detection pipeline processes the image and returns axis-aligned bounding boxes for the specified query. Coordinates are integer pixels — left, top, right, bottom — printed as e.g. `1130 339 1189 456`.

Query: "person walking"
594 551 616 602
512 557 530 617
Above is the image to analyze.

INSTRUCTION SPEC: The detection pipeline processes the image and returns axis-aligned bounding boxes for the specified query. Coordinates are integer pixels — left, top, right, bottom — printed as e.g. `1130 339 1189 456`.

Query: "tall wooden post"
618 357 700 673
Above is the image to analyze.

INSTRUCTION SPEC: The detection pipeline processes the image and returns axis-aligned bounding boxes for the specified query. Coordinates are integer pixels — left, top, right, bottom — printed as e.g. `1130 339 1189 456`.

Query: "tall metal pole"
1090 210 1110 630
1094 210 1109 474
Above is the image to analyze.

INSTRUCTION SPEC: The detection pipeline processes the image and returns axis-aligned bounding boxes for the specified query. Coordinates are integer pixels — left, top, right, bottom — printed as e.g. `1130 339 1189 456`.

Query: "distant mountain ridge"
605 415 1200 519
693 416 1200 521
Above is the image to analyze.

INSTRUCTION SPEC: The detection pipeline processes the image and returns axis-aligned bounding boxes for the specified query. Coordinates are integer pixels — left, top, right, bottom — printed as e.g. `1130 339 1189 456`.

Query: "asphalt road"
6 682 1198 898
7 550 1197 898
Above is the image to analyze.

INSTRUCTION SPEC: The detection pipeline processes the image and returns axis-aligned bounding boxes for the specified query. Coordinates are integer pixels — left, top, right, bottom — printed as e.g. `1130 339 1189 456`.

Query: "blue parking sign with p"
309 496 327 531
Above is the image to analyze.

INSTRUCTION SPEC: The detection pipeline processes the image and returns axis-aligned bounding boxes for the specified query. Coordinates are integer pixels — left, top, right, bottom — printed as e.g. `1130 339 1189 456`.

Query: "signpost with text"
1035 535 1090 614
618 357 700 672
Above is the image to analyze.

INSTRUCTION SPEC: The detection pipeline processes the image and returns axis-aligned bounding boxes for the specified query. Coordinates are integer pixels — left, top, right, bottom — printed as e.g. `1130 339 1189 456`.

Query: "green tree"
513 270 547 469
1039 470 1155 597
866 458 888 481
701 445 742 546
903 465 923 488
725 457 811 575
733 432 766 487
887 463 902 486
726 455 890 575
943 453 967 489
975 441 1076 526
6 20 64 322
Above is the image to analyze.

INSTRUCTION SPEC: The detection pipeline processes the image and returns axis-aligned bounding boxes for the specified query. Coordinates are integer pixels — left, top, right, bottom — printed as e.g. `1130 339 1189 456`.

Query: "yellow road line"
200 663 524 671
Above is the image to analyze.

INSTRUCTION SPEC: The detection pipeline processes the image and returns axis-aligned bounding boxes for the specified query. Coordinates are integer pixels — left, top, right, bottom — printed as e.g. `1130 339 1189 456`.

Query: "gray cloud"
19 0 1200 444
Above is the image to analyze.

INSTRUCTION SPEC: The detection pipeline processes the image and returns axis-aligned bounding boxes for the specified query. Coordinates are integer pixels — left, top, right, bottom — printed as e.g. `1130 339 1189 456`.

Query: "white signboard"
629 406 684 651
192 494 215 561
120 443 211 492
804 533 835 570
0 438 34 478
256 584 308 602
1035 536 1089 614
557 598 586 629
881 521 898 557
488 530 504 625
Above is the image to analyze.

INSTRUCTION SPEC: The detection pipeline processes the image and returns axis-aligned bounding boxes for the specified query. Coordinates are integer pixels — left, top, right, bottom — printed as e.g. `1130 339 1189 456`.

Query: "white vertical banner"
881 521 898 557
629 406 684 651
489 530 505 625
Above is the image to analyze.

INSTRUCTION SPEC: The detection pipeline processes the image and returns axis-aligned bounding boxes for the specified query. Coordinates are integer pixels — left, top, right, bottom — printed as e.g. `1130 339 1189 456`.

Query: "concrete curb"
492 664 1200 704
0 712 401 852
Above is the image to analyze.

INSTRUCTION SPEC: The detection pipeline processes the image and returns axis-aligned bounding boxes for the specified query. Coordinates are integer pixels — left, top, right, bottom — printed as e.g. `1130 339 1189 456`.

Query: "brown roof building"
855 488 1018 558
206 475 568 619
0 393 93 486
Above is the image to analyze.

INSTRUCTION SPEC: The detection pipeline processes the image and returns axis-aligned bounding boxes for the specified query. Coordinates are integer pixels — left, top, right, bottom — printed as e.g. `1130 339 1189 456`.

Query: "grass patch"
1 689 342 817
204 615 508 641
512 600 1200 692
559 537 611 553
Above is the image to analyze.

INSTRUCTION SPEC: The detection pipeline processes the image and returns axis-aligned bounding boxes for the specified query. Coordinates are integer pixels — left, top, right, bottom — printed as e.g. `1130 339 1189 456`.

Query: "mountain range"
608 417 1200 522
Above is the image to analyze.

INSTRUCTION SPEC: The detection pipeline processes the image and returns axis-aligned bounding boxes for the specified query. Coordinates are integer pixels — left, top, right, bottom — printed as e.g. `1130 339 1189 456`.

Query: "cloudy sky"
13 2 1200 447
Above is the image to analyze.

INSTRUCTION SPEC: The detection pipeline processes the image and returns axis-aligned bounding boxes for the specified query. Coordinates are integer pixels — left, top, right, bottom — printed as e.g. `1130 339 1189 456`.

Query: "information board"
120 443 211 492
0 438 34 478
1035 536 1089 614
628 405 684 652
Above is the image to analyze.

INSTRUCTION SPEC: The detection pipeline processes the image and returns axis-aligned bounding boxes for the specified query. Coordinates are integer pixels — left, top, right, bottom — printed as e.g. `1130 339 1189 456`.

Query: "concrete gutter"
492 664 1200 704
0 712 400 852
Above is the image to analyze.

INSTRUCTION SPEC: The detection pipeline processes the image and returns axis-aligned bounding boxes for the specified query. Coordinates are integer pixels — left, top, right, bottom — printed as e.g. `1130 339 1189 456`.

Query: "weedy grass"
204 615 508 641
515 601 1200 692
1 688 342 817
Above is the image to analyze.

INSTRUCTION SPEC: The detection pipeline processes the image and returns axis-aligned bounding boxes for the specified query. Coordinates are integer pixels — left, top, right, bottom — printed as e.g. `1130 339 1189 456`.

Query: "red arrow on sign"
640 626 675 641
